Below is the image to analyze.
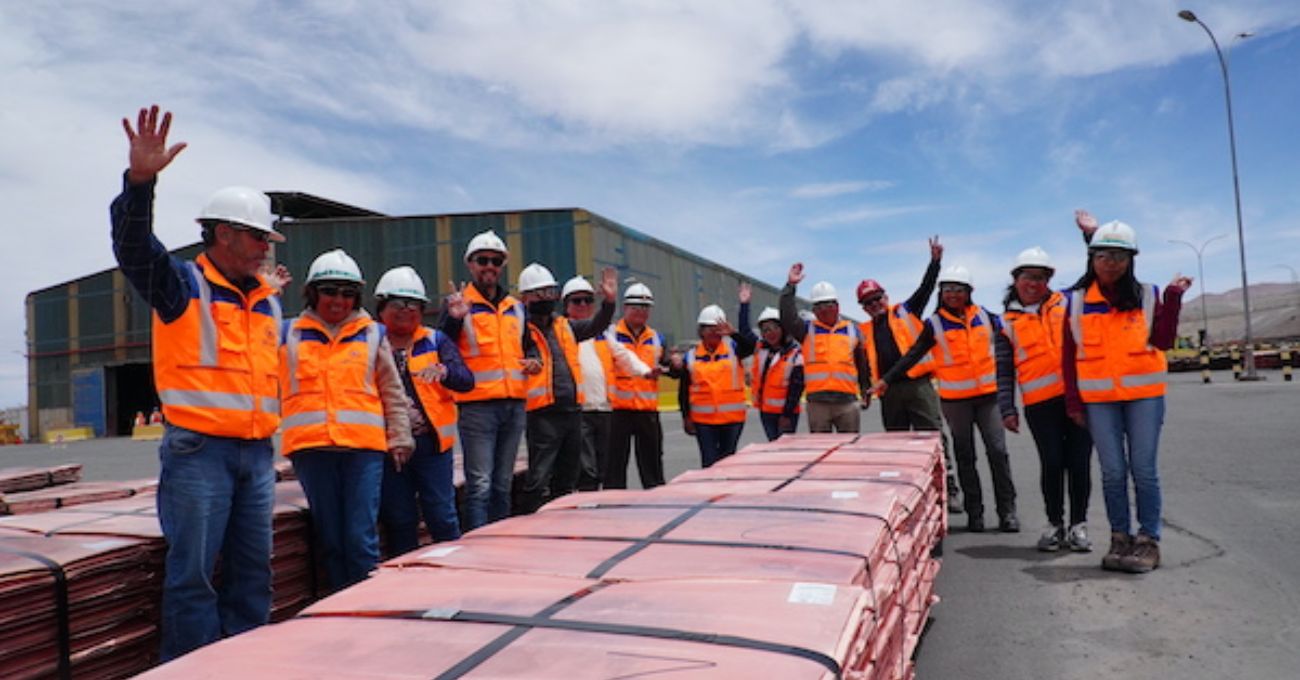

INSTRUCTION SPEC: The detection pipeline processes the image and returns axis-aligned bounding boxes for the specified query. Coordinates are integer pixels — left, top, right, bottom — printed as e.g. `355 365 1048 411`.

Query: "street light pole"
1179 10 1258 379
1170 234 1227 346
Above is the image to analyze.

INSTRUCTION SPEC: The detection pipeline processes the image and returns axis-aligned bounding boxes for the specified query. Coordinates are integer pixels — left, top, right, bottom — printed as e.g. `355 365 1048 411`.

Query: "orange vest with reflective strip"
455 284 527 402
1003 291 1067 406
686 337 748 425
279 312 386 455
609 320 663 411
526 317 585 412
152 254 282 439
407 325 459 449
593 338 615 394
1068 282 1167 403
860 303 935 383
928 305 998 400
751 341 803 414
803 318 860 396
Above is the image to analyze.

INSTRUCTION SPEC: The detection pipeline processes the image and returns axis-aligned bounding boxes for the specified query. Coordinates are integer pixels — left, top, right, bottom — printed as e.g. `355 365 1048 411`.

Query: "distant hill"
1178 282 1300 344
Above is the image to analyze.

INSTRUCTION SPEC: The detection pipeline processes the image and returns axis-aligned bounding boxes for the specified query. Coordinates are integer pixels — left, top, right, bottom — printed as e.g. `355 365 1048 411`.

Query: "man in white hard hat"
561 275 654 491
439 230 541 529
675 286 757 467
606 282 672 488
516 264 619 512
111 105 285 659
779 264 872 432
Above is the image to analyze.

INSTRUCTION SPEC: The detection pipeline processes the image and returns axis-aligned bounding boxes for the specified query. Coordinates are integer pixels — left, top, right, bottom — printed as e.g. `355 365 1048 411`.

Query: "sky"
4 1 1300 408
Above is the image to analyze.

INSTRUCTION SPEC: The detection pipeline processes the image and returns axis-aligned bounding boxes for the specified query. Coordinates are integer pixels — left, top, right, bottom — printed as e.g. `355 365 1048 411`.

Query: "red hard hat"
856 279 885 302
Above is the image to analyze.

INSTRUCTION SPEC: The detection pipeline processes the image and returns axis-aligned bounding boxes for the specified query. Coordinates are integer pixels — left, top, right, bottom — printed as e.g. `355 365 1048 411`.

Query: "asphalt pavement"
2 370 1296 678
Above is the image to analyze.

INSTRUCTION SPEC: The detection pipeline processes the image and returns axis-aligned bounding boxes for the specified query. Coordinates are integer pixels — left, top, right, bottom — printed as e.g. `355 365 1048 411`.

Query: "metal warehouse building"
25 195 797 440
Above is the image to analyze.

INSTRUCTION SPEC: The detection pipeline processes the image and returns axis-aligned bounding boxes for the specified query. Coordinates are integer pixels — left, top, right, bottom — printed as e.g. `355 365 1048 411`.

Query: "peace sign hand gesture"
123 105 187 184
446 281 470 319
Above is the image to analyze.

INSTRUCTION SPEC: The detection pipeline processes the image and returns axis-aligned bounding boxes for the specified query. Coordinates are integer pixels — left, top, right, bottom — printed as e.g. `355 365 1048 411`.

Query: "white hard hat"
307 248 364 285
518 263 558 293
810 281 838 303
374 266 428 302
757 306 780 325
697 304 727 326
196 186 283 242
561 275 595 300
1012 247 1055 275
1092 220 1139 253
939 265 974 288
623 283 654 306
464 229 508 260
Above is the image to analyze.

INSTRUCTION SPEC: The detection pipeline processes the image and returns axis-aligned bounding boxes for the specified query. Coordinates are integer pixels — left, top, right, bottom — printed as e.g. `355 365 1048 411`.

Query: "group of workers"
111 105 1190 662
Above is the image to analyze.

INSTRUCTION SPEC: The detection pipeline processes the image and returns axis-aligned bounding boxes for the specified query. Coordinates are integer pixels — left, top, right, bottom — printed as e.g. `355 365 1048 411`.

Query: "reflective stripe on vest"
1003 292 1067 406
280 314 386 454
456 286 528 402
929 306 997 400
609 321 663 411
686 336 748 424
803 319 860 395
1068 283 1167 403
525 317 586 412
408 326 459 450
751 342 802 414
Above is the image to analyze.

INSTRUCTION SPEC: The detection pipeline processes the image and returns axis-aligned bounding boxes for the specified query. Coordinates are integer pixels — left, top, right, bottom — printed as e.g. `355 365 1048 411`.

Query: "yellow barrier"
44 426 94 444
132 424 165 441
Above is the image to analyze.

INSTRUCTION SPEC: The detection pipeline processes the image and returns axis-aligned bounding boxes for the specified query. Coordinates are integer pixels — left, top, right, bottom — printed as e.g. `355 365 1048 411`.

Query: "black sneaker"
967 516 985 533
1101 532 1133 571
999 514 1021 533
1037 524 1065 552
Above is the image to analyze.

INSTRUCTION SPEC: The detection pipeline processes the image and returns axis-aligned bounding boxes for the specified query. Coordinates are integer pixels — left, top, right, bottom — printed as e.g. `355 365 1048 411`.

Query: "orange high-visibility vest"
280 313 386 455
152 254 282 439
526 317 585 412
928 305 999 400
802 318 861 396
1068 282 1167 403
686 337 748 425
1003 291 1067 406
407 325 459 449
751 341 803 414
860 303 935 383
456 284 528 402
609 320 663 411
593 337 615 394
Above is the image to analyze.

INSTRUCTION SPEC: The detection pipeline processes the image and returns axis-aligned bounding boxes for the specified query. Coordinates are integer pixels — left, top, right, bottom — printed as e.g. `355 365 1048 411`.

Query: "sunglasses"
940 285 969 293
1091 250 1132 263
317 285 360 299
228 225 273 243
860 295 885 306
566 296 595 306
386 298 423 311
472 255 505 267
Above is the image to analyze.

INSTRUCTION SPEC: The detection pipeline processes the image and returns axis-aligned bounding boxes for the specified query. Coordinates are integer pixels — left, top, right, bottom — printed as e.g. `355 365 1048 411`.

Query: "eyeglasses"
317 285 360 299
567 296 595 306
860 295 884 306
1015 271 1050 282
1091 250 1132 264
385 299 422 311
940 285 969 293
812 301 838 308
229 225 273 243
472 255 505 267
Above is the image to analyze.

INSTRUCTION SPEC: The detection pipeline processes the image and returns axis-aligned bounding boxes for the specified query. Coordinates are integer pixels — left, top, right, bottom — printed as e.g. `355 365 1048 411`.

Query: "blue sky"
4 1 1300 408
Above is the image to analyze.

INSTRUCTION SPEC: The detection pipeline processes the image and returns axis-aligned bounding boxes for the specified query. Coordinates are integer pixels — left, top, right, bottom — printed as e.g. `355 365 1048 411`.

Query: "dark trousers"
606 409 665 489
941 394 1017 519
1024 396 1093 527
881 377 959 496
759 412 800 441
521 408 583 513
695 421 745 467
577 411 612 491
379 432 460 557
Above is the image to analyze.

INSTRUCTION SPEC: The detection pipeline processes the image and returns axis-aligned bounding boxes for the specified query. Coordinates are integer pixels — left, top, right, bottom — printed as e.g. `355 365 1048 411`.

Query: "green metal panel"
519 211 577 283
77 272 116 352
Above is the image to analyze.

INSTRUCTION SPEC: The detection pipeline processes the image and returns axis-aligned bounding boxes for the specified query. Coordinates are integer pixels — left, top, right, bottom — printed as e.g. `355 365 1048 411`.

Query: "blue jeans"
759 412 799 441
156 425 274 661
458 399 526 530
1085 396 1165 540
695 421 745 468
291 448 384 592
380 432 461 556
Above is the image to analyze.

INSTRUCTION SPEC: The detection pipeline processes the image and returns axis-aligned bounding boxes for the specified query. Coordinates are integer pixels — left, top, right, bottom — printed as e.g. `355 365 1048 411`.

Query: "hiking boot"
1067 523 1093 553
1101 532 1133 571
967 516 985 533
1037 524 1065 552
1121 534 1161 573
999 513 1021 533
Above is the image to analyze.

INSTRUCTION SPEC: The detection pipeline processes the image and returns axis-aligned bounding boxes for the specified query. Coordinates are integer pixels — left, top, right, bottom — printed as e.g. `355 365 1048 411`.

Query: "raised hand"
1170 273 1194 293
738 282 752 304
123 105 187 184
787 262 805 286
715 320 736 337
446 281 470 319
599 266 618 302
261 263 292 294
1075 209 1098 237
929 235 943 262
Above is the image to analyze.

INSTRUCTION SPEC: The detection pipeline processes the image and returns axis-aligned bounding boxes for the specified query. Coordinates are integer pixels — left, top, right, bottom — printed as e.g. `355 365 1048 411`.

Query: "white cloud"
790 180 894 199
805 204 936 229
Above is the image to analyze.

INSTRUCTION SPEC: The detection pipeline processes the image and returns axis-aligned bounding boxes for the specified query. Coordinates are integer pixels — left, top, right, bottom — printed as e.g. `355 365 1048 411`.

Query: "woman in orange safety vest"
674 286 757 468
745 304 804 441
872 264 1019 534
1063 212 1190 574
280 250 412 592
997 247 1094 554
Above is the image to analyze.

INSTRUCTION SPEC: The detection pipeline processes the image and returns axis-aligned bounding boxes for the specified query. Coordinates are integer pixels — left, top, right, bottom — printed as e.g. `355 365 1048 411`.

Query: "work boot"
1121 534 1161 573
967 515 985 533
1101 532 1133 571
1037 524 1065 552
1067 523 1093 553
999 513 1020 533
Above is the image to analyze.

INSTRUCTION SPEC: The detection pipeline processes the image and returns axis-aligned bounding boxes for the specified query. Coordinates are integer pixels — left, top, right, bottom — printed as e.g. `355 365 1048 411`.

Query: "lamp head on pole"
1178 10 1198 22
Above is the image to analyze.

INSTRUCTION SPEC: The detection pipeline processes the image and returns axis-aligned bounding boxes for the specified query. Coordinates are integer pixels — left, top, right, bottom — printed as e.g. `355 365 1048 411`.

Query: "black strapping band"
585 500 715 579
0 545 73 680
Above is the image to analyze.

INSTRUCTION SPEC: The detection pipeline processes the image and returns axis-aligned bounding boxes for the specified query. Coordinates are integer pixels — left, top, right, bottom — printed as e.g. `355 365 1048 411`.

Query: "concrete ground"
3 369 1296 678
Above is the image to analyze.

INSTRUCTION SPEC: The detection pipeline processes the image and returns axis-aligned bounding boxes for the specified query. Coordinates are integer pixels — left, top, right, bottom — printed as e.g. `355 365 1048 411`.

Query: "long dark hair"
1068 256 1142 311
